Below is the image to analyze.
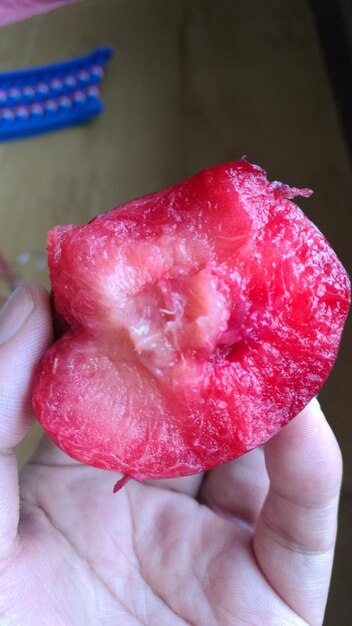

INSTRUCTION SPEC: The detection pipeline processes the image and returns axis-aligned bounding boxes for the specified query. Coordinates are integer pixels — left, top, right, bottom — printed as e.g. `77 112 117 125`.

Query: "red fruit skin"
33 160 350 481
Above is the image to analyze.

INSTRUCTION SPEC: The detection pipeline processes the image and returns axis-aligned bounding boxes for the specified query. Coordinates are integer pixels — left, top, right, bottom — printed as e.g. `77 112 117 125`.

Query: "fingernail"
0 286 34 345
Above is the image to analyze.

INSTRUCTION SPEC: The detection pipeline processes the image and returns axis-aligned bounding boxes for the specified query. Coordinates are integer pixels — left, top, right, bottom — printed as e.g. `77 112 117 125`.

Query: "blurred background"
0 1 351 623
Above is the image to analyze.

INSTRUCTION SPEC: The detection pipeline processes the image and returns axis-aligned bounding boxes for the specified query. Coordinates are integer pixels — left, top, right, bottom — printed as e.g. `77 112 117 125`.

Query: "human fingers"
198 446 269 525
253 398 342 626
143 474 204 497
0 284 52 560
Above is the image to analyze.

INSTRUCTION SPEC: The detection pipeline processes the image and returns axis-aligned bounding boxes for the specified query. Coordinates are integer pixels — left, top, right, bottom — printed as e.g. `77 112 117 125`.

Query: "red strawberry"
33 160 350 486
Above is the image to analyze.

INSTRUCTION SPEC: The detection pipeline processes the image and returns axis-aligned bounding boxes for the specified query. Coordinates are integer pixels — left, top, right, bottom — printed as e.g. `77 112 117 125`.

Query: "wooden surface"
0 1 351 623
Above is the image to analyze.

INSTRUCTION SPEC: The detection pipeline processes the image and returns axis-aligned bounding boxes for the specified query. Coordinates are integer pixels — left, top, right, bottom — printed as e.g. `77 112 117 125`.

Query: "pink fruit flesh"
33 160 350 482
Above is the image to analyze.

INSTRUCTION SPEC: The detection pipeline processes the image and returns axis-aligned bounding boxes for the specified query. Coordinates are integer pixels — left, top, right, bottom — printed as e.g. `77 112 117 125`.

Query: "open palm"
0 285 342 625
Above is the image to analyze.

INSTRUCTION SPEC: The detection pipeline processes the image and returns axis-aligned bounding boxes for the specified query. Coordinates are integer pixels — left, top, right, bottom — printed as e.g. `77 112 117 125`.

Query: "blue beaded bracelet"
0 46 113 141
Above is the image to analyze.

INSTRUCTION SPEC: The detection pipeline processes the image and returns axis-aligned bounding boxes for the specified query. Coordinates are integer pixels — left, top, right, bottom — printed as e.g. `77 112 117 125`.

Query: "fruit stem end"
113 474 131 493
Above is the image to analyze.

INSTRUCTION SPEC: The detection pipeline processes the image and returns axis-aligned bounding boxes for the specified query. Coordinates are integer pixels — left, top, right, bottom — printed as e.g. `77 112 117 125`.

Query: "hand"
0 284 342 625
0 0 80 27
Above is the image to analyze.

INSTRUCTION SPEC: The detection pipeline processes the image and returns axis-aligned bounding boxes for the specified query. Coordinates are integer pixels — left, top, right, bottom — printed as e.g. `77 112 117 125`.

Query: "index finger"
253 398 342 626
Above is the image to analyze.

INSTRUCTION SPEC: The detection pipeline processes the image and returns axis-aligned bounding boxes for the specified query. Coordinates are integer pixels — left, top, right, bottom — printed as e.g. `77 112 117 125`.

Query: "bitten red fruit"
33 160 350 483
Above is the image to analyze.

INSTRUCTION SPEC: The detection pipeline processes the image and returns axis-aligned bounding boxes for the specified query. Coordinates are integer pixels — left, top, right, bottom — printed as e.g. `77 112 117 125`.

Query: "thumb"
0 284 52 561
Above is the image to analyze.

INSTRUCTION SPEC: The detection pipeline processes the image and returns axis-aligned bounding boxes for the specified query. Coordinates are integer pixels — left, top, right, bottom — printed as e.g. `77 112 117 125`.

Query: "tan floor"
0 1 351 623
